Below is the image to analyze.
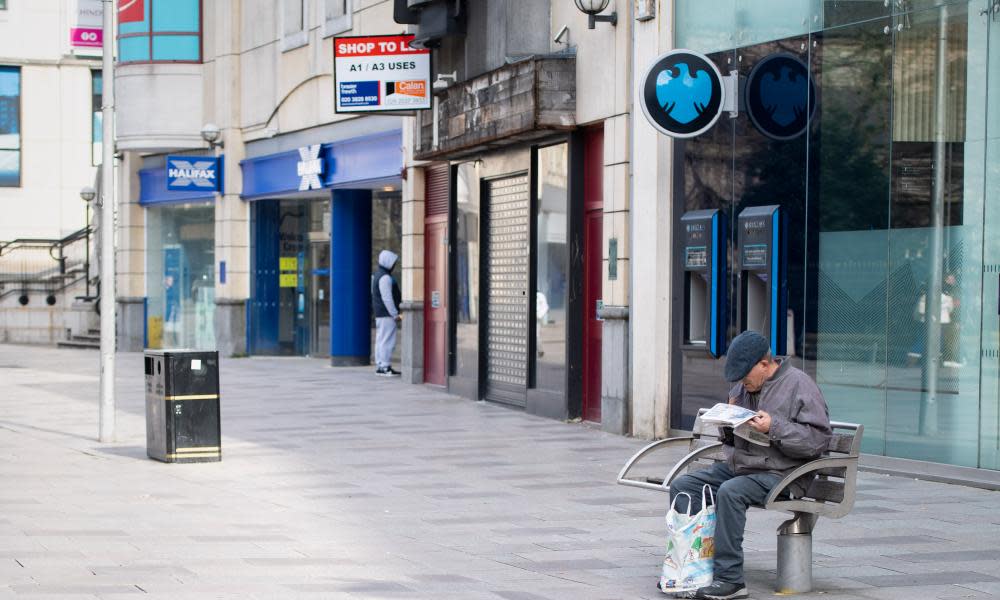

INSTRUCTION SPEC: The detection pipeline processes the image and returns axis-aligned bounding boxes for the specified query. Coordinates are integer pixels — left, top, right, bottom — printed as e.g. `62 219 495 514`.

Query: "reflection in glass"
534 144 569 394
146 203 216 350
454 162 481 380
812 18 893 457
885 3 984 467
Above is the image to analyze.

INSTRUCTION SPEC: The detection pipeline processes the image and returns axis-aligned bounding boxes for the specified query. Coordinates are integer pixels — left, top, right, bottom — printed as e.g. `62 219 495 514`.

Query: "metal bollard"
776 512 818 594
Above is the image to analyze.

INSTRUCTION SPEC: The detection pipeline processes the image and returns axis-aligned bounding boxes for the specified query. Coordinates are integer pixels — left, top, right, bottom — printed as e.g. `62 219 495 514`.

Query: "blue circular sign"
745 54 816 141
640 50 725 139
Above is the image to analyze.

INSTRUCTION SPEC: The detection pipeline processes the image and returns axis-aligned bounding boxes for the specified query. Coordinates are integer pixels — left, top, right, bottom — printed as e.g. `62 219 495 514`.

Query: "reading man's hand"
749 411 772 433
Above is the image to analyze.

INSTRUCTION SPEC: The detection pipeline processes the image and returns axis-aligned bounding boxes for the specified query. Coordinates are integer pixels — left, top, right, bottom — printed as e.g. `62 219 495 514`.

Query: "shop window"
533 143 569 395
0 66 20 188
281 0 308 51
0 1 7 10
453 162 481 381
118 0 202 64
91 70 102 166
324 0 351 37
146 203 216 351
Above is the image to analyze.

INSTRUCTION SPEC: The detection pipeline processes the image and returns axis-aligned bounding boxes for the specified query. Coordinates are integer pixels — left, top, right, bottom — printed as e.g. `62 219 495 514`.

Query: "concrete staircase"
57 329 100 350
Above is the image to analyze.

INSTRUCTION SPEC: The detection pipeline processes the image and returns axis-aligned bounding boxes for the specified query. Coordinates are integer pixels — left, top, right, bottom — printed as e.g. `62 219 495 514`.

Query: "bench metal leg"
776 512 818 594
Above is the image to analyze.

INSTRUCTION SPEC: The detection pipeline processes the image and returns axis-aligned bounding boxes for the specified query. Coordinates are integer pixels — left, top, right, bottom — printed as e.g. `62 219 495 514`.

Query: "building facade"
395 0 632 429
0 0 103 343
115 0 405 364
631 0 1000 478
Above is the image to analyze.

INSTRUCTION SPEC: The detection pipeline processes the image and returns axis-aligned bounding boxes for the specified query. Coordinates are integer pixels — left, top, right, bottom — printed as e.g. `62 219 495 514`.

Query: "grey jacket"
724 359 832 497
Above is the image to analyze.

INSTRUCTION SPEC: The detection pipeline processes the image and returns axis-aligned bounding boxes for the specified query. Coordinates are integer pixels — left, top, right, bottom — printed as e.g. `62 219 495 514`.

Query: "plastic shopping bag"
659 484 716 594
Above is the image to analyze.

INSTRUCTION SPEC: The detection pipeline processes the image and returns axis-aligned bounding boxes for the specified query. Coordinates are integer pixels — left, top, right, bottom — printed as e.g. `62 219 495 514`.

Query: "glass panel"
92 71 102 166
119 36 151 62
146 203 216 350
676 0 737 53
454 162 481 382
673 49 736 430
811 17 893 456
979 10 999 470
534 143 568 394
819 0 890 29
153 0 200 32
284 0 305 35
884 2 986 467
326 0 348 19
0 67 20 187
277 201 307 355
152 36 201 61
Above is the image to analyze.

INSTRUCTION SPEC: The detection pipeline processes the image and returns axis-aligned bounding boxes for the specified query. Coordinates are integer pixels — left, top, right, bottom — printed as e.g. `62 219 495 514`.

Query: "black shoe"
696 581 748 600
386 366 401 376
375 367 393 377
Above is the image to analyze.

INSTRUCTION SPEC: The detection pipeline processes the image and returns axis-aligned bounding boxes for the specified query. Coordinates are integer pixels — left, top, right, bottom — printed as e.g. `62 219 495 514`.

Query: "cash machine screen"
685 246 708 269
742 244 768 268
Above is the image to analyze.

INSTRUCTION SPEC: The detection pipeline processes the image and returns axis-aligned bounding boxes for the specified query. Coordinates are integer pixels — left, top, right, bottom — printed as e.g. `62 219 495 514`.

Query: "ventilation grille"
425 163 449 217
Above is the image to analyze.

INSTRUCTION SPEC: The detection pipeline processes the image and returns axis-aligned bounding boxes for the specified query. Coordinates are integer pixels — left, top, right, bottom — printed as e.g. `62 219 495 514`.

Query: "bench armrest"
763 456 858 519
617 437 723 492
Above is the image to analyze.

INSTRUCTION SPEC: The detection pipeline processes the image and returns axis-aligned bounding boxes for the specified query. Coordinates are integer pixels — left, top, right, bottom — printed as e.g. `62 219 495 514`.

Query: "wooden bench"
617 409 863 594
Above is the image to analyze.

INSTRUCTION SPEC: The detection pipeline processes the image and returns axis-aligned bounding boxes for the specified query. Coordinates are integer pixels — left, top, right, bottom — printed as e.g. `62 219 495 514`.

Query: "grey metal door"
485 174 531 406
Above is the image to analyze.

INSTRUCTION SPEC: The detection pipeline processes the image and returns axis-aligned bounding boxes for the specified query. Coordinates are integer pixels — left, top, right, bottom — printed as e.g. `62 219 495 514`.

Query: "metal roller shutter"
485 174 530 406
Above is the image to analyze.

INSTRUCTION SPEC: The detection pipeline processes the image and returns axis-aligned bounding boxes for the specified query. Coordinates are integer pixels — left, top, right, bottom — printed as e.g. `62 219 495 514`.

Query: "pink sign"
71 27 103 48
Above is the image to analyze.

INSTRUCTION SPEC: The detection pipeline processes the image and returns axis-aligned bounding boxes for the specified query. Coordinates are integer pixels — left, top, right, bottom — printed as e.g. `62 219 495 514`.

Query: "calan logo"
168 160 218 188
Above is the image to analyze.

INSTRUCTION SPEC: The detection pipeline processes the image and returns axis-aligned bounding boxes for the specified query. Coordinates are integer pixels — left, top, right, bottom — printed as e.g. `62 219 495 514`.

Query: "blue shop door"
251 201 280 354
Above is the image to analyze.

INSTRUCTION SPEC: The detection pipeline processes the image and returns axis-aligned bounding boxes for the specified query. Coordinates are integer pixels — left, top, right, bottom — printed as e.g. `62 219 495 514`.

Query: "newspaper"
700 403 771 447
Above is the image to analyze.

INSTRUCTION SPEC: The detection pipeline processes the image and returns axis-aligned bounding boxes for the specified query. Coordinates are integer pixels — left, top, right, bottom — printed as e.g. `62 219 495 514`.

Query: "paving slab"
0 344 998 599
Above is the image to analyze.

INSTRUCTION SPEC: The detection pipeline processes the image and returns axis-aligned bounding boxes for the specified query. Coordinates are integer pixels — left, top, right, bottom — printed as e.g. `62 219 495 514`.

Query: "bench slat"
804 477 846 503
828 433 855 454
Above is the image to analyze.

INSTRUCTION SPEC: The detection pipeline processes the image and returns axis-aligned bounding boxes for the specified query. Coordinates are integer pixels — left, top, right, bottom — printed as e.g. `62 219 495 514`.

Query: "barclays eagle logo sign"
641 50 725 139
745 54 816 141
166 156 222 192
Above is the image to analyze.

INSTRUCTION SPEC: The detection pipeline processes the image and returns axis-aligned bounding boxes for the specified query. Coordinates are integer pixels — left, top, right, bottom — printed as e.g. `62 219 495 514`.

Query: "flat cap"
724 330 771 382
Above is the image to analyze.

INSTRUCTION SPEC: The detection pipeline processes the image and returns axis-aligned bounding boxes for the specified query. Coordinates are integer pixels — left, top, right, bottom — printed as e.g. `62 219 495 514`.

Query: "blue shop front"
139 155 222 351
241 128 402 364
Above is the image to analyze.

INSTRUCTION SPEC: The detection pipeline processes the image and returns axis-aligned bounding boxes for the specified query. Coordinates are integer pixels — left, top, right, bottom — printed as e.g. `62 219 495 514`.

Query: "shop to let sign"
333 34 431 113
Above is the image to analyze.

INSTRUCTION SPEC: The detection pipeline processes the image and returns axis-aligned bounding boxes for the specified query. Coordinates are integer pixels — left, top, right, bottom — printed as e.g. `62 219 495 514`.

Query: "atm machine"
681 209 727 357
737 205 787 355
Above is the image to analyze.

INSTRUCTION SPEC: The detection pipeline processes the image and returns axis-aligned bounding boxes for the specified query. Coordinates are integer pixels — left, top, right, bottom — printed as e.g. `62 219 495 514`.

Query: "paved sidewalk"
1 344 999 599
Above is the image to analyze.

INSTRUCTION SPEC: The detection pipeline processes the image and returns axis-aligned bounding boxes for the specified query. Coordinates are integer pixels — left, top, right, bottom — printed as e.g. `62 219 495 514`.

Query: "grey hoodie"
376 250 399 318
725 359 832 497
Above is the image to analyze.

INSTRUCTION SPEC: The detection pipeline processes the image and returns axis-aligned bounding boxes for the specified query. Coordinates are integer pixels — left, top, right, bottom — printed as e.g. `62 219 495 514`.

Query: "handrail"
0 226 95 298
0 226 92 257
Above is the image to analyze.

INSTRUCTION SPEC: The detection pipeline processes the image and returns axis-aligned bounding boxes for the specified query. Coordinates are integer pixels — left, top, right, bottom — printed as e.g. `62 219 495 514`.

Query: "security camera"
554 25 569 45
200 123 223 148
433 71 457 91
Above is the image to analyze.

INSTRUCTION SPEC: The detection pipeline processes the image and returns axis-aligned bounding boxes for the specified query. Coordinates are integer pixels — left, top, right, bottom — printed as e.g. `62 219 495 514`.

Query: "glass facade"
673 0 1000 470
118 0 202 63
91 70 102 166
146 203 216 350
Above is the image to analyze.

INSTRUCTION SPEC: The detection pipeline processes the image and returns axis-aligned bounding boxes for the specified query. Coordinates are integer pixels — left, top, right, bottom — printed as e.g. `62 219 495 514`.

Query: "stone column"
210 0 248 357
599 305 629 434
115 152 146 351
400 119 426 383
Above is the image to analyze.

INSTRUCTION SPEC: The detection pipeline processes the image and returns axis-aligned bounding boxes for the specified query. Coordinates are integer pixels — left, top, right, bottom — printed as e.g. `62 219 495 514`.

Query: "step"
57 339 100 350
73 334 100 343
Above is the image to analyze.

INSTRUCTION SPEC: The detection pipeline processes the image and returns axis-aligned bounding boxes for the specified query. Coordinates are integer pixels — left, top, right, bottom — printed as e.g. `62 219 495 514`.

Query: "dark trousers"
669 463 782 584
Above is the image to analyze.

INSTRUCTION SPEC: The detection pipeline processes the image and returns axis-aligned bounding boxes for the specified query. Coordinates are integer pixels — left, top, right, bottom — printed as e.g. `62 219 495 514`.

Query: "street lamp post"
80 186 96 298
98 0 116 443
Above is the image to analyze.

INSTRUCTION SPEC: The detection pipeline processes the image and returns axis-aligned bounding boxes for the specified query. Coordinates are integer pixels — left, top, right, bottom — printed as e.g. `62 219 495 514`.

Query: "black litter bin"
144 349 221 463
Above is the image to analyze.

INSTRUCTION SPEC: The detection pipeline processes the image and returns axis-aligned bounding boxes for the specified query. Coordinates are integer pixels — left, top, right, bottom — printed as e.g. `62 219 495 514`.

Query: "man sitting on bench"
670 330 832 600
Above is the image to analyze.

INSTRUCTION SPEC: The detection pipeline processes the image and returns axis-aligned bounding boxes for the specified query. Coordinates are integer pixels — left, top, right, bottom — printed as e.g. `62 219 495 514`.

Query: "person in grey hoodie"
372 250 402 376
669 330 832 600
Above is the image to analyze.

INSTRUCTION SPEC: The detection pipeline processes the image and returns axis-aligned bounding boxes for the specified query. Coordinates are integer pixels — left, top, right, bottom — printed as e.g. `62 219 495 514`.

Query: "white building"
0 0 104 343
